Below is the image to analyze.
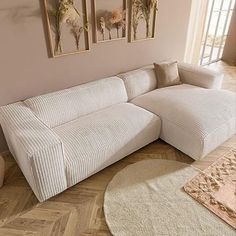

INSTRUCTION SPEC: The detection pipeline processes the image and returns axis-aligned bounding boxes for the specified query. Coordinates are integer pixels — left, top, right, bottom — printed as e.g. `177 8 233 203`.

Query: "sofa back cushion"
25 77 128 128
118 66 157 101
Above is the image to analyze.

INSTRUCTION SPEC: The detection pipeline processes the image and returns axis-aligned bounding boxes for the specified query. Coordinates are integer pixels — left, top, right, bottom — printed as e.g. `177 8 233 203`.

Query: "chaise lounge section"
0 63 235 201
120 63 235 159
132 84 236 159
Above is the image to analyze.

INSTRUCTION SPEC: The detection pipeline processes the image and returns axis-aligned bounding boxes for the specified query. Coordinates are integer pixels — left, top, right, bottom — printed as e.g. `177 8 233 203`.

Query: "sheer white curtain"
184 0 209 64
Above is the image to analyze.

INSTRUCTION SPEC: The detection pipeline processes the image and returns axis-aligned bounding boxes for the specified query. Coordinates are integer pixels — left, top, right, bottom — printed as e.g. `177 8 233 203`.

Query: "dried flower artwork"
93 1 127 43
44 0 90 57
130 0 158 41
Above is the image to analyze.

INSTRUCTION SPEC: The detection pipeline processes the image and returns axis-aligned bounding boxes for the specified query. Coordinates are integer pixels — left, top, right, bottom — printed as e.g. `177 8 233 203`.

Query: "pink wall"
223 6 236 65
0 0 192 152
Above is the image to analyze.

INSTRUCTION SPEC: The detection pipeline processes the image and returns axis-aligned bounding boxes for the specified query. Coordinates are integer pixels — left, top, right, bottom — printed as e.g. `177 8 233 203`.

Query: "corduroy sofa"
0 63 235 202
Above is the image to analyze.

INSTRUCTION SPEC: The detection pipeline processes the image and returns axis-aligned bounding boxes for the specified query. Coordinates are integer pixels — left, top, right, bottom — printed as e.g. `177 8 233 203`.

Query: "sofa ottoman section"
131 84 236 160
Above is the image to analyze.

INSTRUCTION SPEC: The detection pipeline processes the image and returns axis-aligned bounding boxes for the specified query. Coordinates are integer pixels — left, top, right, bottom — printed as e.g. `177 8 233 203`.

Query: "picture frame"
128 0 158 42
92 0 127 43
43 0 90 58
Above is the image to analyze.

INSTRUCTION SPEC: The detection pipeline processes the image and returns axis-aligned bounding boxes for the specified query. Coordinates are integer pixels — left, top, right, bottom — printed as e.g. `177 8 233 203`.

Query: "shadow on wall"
0 2 45 153
0 4 41 22
0 0 53 58
38 0 53 58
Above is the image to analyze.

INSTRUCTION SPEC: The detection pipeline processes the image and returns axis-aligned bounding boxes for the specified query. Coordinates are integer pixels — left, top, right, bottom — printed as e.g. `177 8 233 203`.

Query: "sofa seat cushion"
131 84 236 160
53 103 161 186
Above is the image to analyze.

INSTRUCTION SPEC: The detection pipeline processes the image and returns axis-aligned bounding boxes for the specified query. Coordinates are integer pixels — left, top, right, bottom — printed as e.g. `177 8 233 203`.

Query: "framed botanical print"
43 0 90 57
129 0 158 42
93 0 127 43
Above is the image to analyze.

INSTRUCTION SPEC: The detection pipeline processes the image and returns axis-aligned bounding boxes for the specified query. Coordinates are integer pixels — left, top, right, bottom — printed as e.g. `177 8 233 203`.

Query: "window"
199 0 235 65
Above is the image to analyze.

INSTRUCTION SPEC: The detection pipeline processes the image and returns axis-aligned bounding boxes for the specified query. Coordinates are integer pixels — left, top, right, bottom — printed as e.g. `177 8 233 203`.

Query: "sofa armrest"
178 63 224 89
0 102 67 201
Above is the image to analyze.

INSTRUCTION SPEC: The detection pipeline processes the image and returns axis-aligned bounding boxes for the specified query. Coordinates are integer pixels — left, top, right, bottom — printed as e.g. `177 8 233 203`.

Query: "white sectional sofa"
126 64 236 159
0 63 235 202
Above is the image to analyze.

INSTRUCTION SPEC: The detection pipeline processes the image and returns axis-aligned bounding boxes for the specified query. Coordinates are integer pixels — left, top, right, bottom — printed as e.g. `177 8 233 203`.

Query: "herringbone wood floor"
0 61 235 236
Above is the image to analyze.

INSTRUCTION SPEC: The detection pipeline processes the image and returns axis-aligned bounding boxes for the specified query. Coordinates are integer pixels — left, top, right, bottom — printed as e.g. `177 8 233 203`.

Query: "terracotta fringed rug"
184 148 236 229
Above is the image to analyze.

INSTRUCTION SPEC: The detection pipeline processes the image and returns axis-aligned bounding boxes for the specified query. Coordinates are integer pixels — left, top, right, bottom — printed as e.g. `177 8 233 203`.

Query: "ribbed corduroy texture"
25 77 128 128
178 63 224 89
0 63 233 202
118 67 157 101
132 84 236 159
118 63 223 102
0 102 67 201
53 103 161 187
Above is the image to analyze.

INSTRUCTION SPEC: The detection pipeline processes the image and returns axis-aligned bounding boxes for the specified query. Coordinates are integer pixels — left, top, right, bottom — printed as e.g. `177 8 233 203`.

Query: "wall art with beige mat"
43 0 90 57
184 148 236 229
104 159 235 235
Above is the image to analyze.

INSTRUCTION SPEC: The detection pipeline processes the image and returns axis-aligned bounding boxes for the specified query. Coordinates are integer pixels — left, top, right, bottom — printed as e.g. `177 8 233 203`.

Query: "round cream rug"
104 160 235 236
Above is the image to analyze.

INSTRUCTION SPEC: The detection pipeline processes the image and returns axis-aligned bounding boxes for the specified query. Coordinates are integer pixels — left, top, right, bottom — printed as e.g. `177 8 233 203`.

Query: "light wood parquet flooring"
207 61 236 93
0 61 235 236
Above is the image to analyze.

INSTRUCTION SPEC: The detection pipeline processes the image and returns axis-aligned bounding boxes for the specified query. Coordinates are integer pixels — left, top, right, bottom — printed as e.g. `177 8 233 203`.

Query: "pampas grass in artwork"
94 1 126 42
99 17 106 40
99 8 125 40
140 0 157 38
50 0 88 54
110 8 126 38
131 0 158 40
131 0 143 40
